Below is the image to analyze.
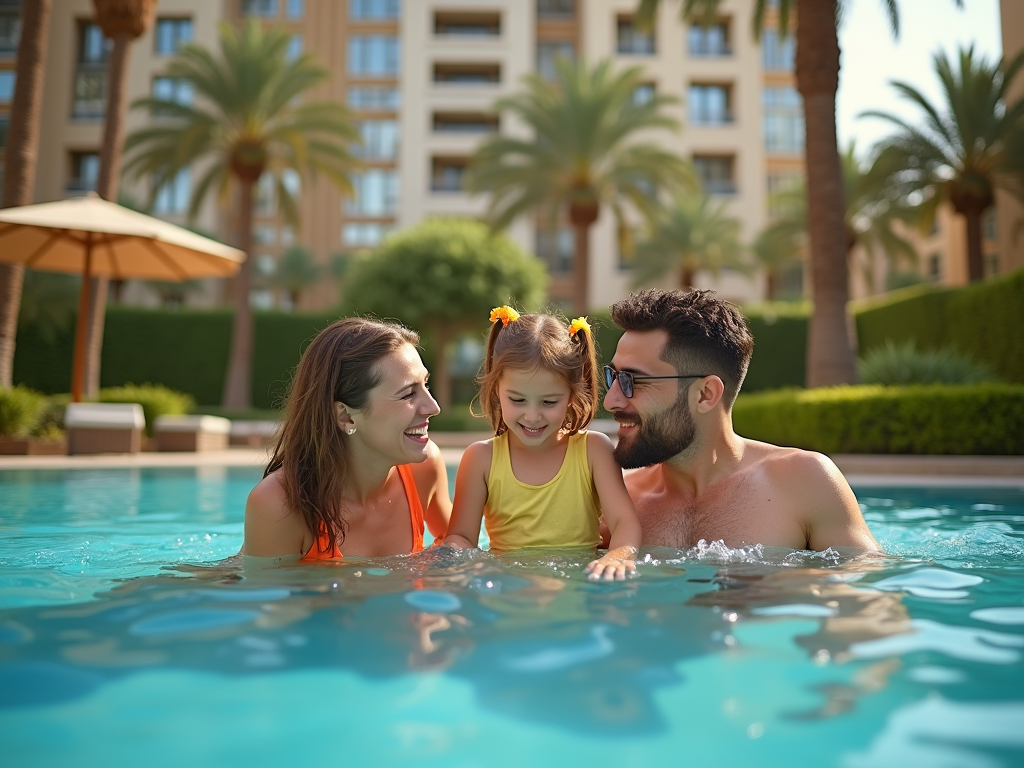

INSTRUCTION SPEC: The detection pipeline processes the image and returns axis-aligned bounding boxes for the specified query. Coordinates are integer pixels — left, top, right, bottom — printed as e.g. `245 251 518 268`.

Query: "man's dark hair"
610 289 754 409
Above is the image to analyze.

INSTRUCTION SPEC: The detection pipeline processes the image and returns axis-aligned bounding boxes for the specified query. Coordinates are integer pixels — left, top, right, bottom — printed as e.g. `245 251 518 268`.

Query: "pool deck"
0 436 1021 487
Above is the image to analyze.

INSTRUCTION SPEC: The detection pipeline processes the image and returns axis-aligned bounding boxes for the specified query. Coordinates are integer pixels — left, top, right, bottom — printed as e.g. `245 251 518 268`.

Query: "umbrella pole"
71 235 93 403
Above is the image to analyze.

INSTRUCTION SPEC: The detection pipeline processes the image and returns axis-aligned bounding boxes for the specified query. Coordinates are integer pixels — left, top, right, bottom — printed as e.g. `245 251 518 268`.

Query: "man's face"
603 330 698 469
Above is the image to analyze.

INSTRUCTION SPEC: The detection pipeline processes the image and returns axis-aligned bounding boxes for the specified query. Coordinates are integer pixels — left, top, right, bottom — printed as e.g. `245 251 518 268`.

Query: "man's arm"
795 452 880 552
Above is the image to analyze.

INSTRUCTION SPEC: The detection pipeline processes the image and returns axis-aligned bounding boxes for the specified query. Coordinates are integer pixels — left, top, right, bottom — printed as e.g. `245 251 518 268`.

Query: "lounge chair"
154 415 231 452
65 403 145 455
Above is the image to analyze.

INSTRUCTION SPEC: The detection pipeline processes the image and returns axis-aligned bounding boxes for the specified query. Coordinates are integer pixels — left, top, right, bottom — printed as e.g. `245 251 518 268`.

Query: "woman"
242 318 451 559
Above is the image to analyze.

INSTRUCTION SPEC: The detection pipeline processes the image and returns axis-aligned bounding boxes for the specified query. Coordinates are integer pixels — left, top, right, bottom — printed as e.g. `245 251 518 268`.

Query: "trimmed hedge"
855 268 1024 384
733 384 1024 455
13 307 338 407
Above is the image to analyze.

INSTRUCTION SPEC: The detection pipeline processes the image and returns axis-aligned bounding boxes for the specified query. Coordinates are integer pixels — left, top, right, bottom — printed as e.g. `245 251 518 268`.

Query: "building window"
254 225 277 246
153 168 191 215
155 18 192 55
763 86 804 153
435 12 500 36
0 70 13 103
348 86 400 110
355 120 398 159
69 152 101 195
256 172 276 216
433 63 500 85
241 0 278 17
0 116 8 150
342 222 393 247
987 254 999 276
762 29 795 71
0 8 22 56
286 0 305 19
688 21 730 56
631 83 656 107
350 0 400 20
347 170 398 215
348 36 399 77
538 0 574 18
431 157 468 192
433 112 498 133
693 155 736 195
766 171 801 216
617 222 638 269
984 209 998 240
689 84 732 125
537 42 574 81
280 225 295 246
535 223 573 274
617 17 655 55
287 34 303 62
927 252 941 281
73 22 108 120
152 77 193 110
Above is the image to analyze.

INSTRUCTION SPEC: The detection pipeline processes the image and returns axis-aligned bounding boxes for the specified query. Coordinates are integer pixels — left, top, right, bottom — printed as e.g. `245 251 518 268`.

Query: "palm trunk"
796 0 857 388
964 208 985 282
680 268 695 291
568 200 598 314
430 325 453 413
0 0 52 389
83 30 132 398
766 270 778 301
222 180 256 408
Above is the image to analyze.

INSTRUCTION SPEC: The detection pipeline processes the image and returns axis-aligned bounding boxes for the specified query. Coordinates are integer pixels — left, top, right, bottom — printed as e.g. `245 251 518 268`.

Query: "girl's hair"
264 317 419 554
477 312 599 436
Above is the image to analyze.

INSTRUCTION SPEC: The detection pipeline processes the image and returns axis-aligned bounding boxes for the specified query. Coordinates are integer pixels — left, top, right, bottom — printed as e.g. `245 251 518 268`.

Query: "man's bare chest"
635 480 805 550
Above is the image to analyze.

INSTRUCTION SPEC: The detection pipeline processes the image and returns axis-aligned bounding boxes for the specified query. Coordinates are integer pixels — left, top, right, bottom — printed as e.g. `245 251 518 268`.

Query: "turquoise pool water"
0 466 1022 768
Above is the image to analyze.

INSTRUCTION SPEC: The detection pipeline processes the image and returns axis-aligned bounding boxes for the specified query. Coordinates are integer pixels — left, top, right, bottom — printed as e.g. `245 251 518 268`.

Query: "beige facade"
10 0 1016 312
995 0 1024 278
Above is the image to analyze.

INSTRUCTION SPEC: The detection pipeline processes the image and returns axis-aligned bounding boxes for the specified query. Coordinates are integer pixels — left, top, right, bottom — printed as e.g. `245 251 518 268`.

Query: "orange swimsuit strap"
301 464 425 560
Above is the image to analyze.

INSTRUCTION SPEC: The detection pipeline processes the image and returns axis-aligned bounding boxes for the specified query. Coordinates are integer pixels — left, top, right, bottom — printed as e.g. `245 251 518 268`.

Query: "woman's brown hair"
264 317 419 554
476 312 599 436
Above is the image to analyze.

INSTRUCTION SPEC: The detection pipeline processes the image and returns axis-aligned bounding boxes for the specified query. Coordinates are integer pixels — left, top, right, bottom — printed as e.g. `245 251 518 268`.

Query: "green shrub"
99 383 195 436
858 340 999 386
431 403 489 432
0 385 48 437
733 384 1024 455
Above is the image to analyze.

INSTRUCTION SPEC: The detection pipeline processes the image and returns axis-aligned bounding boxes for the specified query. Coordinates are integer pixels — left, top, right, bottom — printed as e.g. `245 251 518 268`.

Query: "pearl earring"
346 427 356 436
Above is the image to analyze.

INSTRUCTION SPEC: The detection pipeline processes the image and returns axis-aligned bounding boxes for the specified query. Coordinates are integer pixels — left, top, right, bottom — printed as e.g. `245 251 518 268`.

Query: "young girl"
443 307 642 581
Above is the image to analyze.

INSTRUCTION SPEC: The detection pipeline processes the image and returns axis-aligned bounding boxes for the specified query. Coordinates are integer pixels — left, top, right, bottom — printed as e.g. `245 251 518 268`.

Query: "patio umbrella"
0 194 245 402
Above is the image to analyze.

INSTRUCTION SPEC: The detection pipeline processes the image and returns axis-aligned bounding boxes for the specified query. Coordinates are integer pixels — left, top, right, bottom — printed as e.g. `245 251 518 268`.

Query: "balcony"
435 12 500 38
433 112 498 134
431 158 469 192
433 63 501 86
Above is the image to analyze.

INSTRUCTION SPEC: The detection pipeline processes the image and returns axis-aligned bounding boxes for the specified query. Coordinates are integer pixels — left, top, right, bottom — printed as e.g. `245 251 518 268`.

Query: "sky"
835 0 1003 155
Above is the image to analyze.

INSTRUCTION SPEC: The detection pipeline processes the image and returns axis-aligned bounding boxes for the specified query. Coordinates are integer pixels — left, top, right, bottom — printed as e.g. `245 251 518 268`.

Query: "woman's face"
346 343 440 465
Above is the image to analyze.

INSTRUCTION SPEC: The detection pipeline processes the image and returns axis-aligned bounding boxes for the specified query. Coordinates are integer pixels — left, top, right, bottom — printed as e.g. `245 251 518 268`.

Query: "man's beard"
613 394 697 469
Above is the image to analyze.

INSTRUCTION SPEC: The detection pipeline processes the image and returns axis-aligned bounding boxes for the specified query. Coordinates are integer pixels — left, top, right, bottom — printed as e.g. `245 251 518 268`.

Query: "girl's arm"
441 440 492 549
584 431 643 581
412 440 452 540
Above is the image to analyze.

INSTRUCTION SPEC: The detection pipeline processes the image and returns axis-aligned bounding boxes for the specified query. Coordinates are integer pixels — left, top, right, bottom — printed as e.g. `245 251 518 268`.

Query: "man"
603 289 878 552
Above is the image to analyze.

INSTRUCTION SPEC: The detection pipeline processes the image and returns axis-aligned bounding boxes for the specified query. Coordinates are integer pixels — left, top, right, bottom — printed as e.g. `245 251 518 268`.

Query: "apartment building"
0 0 21 191
9 0 1015 312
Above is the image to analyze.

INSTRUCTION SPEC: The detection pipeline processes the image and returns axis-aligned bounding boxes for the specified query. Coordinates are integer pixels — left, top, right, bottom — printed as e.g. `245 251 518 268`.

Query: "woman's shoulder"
242 470 312 557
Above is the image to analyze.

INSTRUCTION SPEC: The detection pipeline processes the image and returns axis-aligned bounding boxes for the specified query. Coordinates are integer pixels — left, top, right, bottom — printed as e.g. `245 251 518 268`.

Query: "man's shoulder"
746 439 840 485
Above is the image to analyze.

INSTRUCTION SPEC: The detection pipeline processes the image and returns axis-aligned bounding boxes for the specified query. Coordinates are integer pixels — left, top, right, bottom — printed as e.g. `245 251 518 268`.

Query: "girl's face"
346 343 440 465
497 366 571 446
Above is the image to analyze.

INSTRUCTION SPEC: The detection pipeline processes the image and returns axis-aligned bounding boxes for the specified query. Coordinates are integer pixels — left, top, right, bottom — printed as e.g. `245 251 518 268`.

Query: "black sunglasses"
603 364 711 398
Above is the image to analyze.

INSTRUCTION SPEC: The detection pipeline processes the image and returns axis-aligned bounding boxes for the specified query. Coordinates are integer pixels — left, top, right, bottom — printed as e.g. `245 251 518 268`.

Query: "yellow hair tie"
569 317 591 337
489 306 520 326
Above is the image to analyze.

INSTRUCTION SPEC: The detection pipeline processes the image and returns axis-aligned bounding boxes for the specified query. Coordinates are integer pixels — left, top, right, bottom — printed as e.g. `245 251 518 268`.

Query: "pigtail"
475 305 521 435
563 317 599 434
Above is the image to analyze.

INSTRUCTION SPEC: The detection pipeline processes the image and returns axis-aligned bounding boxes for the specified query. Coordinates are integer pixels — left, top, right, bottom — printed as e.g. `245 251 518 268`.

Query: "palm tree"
466 58 696 314
863 46 1024 282
123 20 359 408
751 227 802 301
0 0 53 389
635 0 961 387
270 245 323 309
764 143 917 294
630 194 747 291
80 0 158 399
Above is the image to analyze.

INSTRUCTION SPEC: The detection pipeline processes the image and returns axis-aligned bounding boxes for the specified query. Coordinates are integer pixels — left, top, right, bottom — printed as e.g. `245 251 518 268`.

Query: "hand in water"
585 546 638 581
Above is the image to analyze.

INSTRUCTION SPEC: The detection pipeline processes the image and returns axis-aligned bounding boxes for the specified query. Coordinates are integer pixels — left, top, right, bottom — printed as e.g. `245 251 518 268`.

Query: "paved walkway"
1 438 1021 487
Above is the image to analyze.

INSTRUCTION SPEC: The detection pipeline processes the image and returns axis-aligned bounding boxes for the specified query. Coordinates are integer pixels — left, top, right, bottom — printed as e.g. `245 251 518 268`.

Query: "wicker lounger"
65 403 145 455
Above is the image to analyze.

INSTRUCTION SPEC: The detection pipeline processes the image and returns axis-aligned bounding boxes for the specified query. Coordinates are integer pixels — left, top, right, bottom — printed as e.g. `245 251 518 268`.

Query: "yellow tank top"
484 431 602 552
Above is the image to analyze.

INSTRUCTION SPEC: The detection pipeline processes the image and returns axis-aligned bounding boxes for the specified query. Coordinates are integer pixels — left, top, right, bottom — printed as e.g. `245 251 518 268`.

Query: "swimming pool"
1 466 1022 768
